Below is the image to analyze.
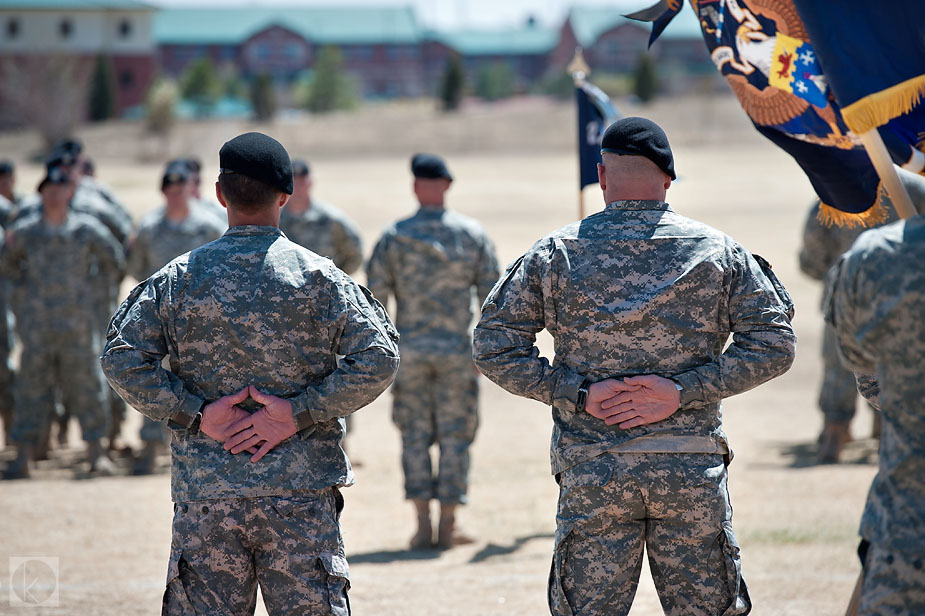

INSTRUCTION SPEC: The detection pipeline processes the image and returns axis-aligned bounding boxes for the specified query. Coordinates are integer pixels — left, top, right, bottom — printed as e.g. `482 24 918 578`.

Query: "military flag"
577 79 619 190
626 0 925 226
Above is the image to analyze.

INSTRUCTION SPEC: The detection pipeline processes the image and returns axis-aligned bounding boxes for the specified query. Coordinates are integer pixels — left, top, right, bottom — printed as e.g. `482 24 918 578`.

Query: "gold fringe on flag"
817 194 889 229
841 74 925 135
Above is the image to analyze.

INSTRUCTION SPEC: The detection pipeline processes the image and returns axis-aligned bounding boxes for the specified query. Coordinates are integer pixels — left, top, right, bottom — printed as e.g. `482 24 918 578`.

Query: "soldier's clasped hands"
222 386 299 463
584 375 681 429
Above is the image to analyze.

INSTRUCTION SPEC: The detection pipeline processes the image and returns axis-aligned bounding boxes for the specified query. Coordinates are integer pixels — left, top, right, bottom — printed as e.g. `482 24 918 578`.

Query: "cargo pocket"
162 549 195 616
718 522 751 616
547 525 575 616
318 552 351 616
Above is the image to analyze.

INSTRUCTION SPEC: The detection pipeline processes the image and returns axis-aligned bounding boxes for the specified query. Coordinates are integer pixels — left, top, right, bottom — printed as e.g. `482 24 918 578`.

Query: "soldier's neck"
286 194 311 214
165 198 190 222
42 203 69 226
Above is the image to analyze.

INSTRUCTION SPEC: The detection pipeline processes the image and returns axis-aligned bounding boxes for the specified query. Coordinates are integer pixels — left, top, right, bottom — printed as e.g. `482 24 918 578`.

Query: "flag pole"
568 48 591 220
859 130 918 219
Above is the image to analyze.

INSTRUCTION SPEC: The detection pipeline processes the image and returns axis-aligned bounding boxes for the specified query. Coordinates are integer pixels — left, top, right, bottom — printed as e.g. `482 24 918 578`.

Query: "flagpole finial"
568 47 591 85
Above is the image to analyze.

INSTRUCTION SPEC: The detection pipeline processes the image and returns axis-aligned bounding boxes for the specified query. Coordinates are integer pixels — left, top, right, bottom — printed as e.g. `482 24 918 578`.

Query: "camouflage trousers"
820 324 861 424
549 453 750 616
859 540 925 616
163 489 350 616
11 338 108 445
392 350 479 504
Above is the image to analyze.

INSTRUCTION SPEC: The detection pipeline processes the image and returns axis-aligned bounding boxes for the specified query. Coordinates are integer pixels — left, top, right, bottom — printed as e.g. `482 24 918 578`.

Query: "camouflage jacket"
127 206 225 281
279 200 364 275
0 210 125 342
16 179 133 246
366 205 499 355
826 215 925 553
101 225 400 502
473 200 796 474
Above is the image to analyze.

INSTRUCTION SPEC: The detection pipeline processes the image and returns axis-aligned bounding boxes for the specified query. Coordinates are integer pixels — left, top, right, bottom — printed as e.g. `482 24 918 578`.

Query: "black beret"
38 165 72 191
162 160 190 189
45 147 78 170
219 132 293 195
291 158 310 177
0 160 13 175
54 138 83 157
600 117 676 180
182 156 202 173
411 153 452 181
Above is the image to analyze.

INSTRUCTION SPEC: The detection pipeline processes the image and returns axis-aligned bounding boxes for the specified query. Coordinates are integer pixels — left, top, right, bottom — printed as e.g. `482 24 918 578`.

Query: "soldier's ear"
598 163 607 191
215 181 228 209
278 192 290 209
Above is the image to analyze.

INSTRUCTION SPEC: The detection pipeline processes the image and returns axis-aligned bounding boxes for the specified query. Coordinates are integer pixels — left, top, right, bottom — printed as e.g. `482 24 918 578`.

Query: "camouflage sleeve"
332 216 364 275
0 228 24 283
798 201 837 281
90 222 127 281
855 374 881 411
671 245 797 408
474 232 501 306
824 252 878 376
473 246 587 409
288 279 400 429
365 233 394 309
125 231 149 282
100 274 205 427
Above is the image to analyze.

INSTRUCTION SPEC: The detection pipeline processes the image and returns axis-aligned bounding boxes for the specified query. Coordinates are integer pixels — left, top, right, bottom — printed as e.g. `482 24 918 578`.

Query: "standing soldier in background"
800 171 925 463
180 156 229 225
474 118 795 615
0 159 18 224
366 153 500 550
826 209 925 616
0 160 14 445
102 132 399 613
1 166 125 479
125 160 225 475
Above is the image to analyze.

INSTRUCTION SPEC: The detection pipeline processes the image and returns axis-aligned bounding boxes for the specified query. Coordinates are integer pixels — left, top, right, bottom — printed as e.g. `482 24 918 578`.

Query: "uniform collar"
223 225 283 237
604 199 671 212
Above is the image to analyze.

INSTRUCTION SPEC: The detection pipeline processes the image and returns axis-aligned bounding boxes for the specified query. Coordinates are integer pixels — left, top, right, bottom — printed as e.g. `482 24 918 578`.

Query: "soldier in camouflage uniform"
101 133 399 615
0 159 18 224
826 210 925 616
801 172 925 462
179 156 230 227
366 153 499 550
473 118 796 616
126 160 226 475
0 160 14 445
1 166 125 479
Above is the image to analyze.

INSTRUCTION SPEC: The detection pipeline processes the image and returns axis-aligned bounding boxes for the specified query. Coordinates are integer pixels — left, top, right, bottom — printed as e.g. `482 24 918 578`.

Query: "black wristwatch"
188 411 203 436
576 378 591 411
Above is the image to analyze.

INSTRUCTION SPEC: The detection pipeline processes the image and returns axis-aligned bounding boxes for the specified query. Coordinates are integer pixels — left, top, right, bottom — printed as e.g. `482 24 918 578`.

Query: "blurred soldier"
101 132 399 613
1 166 125 478
474 118 796 615
0 220 11 447
0 159 18 225
180 155 228 225
280 159 363 275
126 160 225 475
826 206 925 616
366 153 500 550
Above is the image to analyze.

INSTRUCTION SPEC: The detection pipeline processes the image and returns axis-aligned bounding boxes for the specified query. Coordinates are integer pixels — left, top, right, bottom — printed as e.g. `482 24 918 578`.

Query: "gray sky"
150 0 662 30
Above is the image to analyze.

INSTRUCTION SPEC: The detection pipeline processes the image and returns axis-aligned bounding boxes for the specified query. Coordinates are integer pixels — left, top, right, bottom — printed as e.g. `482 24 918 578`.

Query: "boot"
4 444 33 480
56 412 69 447
87 439 117 476
131 440 159 476
34 421 51 461
409 499 433 550
437 503 476 549
818 422 851 464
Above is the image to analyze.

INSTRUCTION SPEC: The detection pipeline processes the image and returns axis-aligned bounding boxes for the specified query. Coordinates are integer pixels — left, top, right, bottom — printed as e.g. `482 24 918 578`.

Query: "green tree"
250 73 277 122
634 53 658 104
145 77 178 136
306 46 357 113
475 62 515 102
179 57 222 113
439 54 465 111
88 54 116 122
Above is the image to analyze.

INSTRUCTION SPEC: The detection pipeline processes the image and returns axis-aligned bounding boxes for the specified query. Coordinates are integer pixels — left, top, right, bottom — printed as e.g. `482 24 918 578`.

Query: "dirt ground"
0 96 880 615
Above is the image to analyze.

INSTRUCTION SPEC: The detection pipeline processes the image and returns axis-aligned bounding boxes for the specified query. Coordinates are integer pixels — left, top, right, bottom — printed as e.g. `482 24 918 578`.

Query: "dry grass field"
0 95 879 615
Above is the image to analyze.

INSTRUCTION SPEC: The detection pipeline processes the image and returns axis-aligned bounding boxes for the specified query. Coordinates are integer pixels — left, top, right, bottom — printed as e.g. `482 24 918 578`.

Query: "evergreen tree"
179 57 222 114
88 54 116 122
439 54 464 112
307 46 357 113
634 53 658 104
475 62 515 102
250 73 277 122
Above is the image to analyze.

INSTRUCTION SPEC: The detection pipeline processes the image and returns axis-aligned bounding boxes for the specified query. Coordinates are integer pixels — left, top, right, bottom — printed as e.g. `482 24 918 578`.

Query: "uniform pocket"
161 549 195 616
718 522 751 616
318 552 351 616
547 524 575 616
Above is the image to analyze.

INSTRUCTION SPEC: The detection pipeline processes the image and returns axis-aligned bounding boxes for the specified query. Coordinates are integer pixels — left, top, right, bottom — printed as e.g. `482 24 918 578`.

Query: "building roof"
433 26 558 56
567 4 704 46
154 6 421 45
0 0 154 9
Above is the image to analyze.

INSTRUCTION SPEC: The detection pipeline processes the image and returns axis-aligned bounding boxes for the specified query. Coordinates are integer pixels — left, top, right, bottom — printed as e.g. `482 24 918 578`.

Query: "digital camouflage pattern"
826 215 925 606
280 200 364 275
857 542 925 616
0 194 13 227
101 225 400 502
0 225 12 436
164 490 350 616
474 199 795 615
126 206 226 443
0 211 125 445
473 200 796 474
551 453 749 616
366 206 498 503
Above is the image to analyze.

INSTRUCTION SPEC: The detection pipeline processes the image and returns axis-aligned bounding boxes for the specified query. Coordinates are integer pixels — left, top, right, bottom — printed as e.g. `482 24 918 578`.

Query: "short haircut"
218 172 281 214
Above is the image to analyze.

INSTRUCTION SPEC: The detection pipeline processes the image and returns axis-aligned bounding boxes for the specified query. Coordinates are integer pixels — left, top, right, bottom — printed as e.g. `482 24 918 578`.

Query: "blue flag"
627 0 925 226
793 0 925 172
577 80 619 189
